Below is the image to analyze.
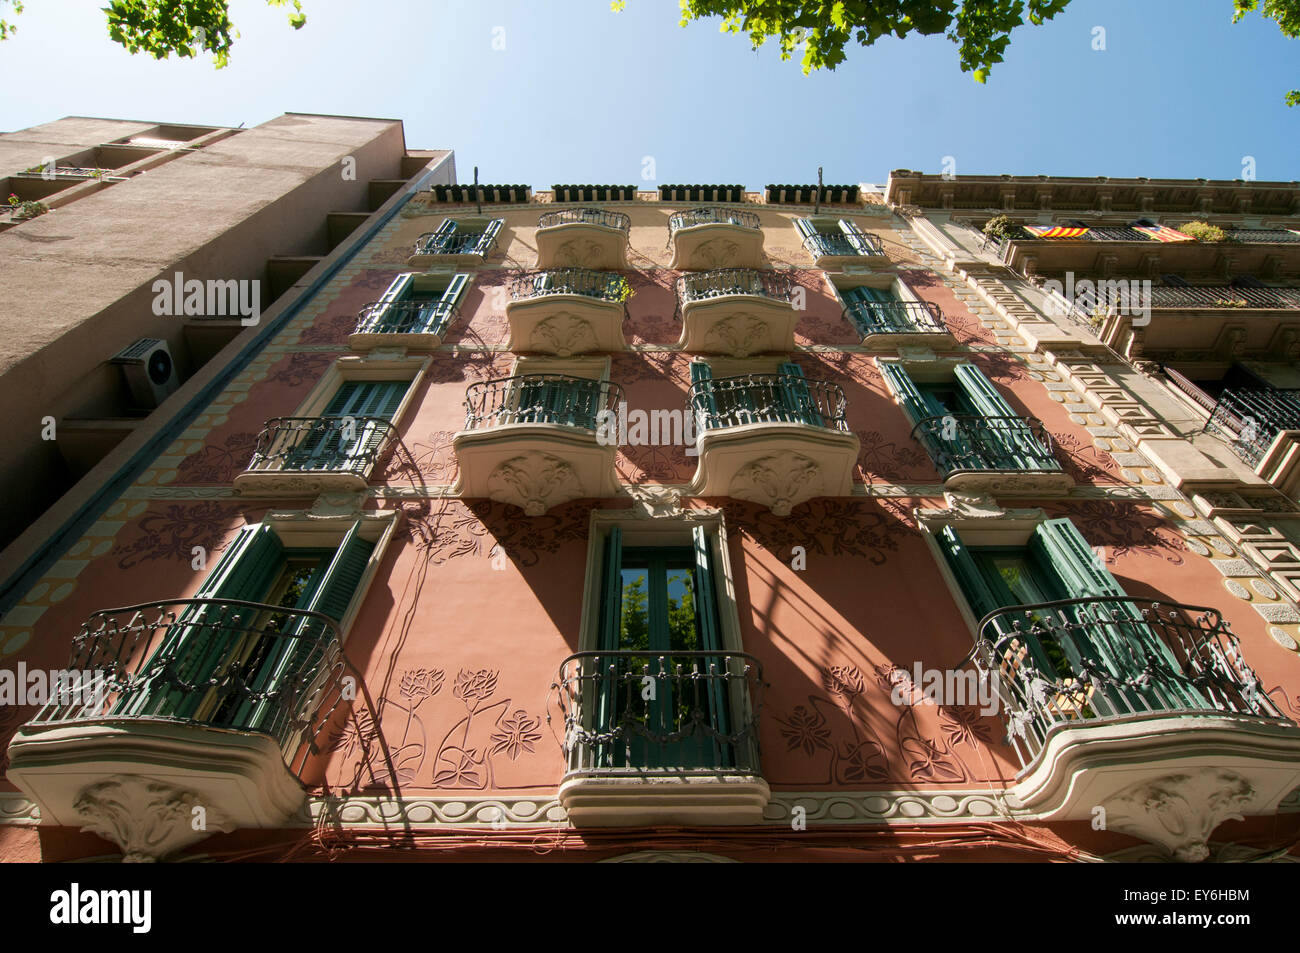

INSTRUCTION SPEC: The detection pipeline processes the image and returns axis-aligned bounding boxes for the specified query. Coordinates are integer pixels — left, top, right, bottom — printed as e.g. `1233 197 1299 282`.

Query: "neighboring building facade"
1 156 1299 863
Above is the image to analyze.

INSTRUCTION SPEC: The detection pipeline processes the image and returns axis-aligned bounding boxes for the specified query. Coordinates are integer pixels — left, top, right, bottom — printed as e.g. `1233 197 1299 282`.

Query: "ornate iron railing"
802 230 884 258
676 268 795 306
414 229 497 257
845 299 947 337
1206 386 1300 466
910 414 1060 477
689 373 850 433
246 416 397 476
668 207 760 235
1150 285 1300 309
509 268 630 303
26 599 358 777
554 650 764 774
1225 228 1300 244
355 299 456 336
968 597 1289 770
537 208 630 232
462 374 623 431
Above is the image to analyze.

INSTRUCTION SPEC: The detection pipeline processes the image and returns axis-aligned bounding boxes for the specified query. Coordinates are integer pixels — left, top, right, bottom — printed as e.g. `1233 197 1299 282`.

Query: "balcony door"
595 527 732 771
286 379 408 471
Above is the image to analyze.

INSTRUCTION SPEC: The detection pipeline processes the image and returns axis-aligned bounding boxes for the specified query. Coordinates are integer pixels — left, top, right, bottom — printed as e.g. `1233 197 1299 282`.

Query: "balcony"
667 207 764 270
802 229 886 269
452 374 623 514
676 269 799 356
535 209 630 270
234 416 397 497
505 269 629 354
554 650 768 825
408 221 499 267
688 373 860 514
843 299 951 347
1150 285 1300 310
910 414 1070 494
995 226 1300 277
1205 387 1300 495
1099 285 1300 361
5 599 360 861
972 597 1300 860
350 299 456 351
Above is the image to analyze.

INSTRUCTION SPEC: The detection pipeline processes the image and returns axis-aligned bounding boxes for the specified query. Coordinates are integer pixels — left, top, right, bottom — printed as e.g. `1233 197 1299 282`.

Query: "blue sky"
0 0 1296 188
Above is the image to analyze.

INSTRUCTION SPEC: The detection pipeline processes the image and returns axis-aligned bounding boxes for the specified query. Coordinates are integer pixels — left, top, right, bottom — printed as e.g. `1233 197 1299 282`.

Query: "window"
359 272 469 336
690 359 824 429
419 217 503 256
592 525 733 769
284 379 410 471
115 520 376 732
795 217 880 257
880 361 1057 473
937 517 1202 712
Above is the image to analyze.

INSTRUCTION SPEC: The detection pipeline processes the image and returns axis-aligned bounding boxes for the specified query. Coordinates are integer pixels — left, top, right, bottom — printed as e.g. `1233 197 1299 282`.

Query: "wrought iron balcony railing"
26 599 354 777
844 299 947 337
414 229 497 257
246 416 397 476
1206 386 1300 466
1225 228 1300 244
969 597 1288 770
462 374 624 432
676 268 795 306
354 299 456 336
911 414 1060 477
554 650 764 775
689 373 851 433
668 207 761 235
509 268 630 303
802 230 884 258
1150 285 1300 309
537 208 631 232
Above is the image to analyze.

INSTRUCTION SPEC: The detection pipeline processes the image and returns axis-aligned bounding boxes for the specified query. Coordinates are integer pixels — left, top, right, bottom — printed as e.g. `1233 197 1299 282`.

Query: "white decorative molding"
729 451 822 516
0 792 40 824
1104 769 1256 863
74 775 234 863
487 451 584 516
670 224 763 270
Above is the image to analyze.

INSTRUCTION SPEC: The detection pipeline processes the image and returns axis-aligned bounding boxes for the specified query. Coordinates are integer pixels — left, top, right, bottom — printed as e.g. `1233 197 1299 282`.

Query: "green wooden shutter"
953 363 1056 471
839 219 872 255
598 527 623 653
479 219 503 254
594 527 624 764
690 360 717 431
779 360 822 427
306 522 376 623
1029 518 1203 709
693 524 732 766
794 218 818 240
878 361 944 465
428 273 470 335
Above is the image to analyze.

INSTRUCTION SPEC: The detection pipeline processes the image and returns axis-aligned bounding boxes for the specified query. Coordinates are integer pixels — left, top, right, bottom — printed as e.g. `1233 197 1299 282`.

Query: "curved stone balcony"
535 208 630 270
676 269 799 356
668 207 764 270
688 373 860 515
505 269 629 354
968 596 1300 860
5 598 363 861
453 374 623 514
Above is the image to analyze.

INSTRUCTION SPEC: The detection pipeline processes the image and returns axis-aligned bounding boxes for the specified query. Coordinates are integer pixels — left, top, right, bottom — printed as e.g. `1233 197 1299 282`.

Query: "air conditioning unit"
110 338 179 408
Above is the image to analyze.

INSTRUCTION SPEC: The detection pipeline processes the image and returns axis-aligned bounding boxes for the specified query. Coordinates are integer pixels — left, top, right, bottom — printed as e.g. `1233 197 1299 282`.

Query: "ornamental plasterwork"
74 776 234 863
1103 769 1258 863
531 313 598 356
486 451 584 515
729 451 823 516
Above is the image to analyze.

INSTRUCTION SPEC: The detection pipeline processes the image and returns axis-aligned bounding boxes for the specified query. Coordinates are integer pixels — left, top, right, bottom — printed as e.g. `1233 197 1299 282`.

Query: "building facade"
1 154 1299 863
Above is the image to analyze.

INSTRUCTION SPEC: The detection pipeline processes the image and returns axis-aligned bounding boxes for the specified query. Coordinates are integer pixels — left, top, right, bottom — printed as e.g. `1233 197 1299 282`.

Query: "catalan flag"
1024 225 1089 238
1133 224 1195 243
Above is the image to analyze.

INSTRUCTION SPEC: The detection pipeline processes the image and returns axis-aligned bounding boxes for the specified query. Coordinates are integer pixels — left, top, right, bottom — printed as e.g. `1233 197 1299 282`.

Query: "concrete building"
1 153 1299 863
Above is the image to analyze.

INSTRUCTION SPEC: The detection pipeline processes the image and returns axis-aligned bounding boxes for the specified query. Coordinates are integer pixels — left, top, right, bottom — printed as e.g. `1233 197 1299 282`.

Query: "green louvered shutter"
953 363 1056 471
426 273 469 335
843 286 895 335
368 273 414 332
690 360 717 432
1029 518 1203 710
936 525 1058 676
426 217 458 253
779 361 822 427
242 522 376 734
121 524 284 720
478 219 503 255
300 380 407 471
794 218 818 241
692 525 732 766
839 219 873 255
879 362 955 470
593 527 623 767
